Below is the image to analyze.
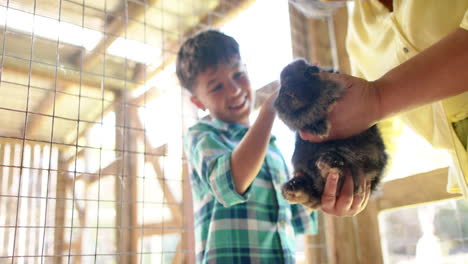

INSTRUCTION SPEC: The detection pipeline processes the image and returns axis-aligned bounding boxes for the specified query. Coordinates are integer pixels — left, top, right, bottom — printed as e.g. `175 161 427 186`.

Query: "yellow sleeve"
461 9 468 30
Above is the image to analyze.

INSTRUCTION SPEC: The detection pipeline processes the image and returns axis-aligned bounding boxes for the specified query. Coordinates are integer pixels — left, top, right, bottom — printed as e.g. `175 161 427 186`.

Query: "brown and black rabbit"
274 59 387 210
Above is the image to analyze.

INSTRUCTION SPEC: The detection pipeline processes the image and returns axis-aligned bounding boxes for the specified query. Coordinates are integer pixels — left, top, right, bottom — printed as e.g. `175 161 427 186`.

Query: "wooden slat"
331 7 350 73
182 160 196 263
33 146 44 258
140 220 184 236
3 145 16 254
355 199 383 264
54 154 68 263
323 214 337 264
25 146 36 257
377 167 462 211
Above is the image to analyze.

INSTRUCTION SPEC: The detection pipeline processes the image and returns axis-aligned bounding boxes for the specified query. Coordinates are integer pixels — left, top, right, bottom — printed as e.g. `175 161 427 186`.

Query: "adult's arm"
300 27 468 142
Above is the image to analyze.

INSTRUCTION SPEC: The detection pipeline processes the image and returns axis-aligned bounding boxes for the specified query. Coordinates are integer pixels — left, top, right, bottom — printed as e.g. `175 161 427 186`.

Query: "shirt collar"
209 118 276 142
210 118 248 137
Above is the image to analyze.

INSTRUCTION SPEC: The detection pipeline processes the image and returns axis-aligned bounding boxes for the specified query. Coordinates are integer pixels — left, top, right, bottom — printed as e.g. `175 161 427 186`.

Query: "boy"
176 29 367 263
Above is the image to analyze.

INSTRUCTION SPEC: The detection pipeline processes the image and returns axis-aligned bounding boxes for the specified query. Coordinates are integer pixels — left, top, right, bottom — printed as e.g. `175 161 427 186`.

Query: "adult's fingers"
321 171 339 211
360 181 372 210
334 170 354 212
349 177 369 214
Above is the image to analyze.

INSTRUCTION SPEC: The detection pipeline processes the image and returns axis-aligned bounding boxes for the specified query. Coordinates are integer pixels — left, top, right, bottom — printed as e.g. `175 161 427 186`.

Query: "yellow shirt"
346 0 468 196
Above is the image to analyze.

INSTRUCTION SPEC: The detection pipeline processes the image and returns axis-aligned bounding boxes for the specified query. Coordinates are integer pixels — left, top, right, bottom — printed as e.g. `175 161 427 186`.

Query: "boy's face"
190 60 253 125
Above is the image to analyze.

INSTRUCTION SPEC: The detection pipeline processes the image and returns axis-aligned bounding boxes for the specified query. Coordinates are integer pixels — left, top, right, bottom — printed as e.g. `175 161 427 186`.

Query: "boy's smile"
190 60 254 126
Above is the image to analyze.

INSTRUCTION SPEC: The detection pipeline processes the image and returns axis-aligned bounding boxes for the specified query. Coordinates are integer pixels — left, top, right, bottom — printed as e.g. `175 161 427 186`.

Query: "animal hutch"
0 0 466 263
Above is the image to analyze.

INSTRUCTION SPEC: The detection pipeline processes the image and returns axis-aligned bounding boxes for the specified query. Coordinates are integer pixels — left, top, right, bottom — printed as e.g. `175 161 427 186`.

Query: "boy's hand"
261 90 279 113
320 169 370 217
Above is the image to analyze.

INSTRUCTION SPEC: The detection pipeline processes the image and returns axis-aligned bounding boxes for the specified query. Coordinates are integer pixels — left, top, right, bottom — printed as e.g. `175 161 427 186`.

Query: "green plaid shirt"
185 118 318 264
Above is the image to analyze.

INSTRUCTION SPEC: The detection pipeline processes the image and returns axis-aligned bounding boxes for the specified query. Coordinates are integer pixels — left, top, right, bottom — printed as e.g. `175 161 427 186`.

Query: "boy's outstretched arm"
231 91 278 194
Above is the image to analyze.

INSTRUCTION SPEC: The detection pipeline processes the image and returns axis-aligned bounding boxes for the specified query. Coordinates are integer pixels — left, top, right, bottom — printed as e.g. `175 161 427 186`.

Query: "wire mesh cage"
0 0 261 263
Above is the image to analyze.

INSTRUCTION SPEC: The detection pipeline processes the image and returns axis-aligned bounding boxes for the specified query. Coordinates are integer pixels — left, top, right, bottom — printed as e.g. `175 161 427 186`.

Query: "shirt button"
403 47 409 53
279 220 286 225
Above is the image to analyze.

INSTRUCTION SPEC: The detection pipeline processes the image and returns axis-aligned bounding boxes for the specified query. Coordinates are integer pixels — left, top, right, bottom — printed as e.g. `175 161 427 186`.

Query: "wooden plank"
355 199 383 264
3 145 16 255
113 94 139 264
304 234 322 264
332 6 350 74
140 220 184 236
0 144 4 257
53 153 67 263
332 217 360 264
25 146 36 258
114 100 130 264
182 160 196 264
323 215 337 264
33 146 44 259
377 167 462 211
306 17 332 67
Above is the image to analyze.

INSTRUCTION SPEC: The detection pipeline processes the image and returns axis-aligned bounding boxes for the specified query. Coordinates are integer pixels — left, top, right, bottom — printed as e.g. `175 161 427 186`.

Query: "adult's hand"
299 72 381 142
320 169 371 217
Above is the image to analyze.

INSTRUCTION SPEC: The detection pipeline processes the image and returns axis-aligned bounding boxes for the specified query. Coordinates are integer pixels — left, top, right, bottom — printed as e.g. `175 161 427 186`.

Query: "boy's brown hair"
176 30 241 92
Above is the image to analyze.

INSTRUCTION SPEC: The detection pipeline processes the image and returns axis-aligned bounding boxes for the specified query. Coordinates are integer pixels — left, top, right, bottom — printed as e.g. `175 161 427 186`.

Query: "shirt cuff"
460 9 468 30
208 152 252 207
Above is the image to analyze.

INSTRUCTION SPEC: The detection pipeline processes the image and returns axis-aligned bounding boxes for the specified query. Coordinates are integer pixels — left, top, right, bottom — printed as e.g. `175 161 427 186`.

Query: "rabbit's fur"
274 59 387 209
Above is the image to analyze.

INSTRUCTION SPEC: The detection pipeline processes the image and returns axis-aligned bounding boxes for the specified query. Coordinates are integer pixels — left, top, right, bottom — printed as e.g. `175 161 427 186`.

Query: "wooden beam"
140 220 184 236
78 0 161 70
26 0 163 138
2 145 16 253
377 168 462 211
54 155 68 263
331 7 350 74
182 160 196 263
113 99 135 264
1 65 108 90
355 200 383 264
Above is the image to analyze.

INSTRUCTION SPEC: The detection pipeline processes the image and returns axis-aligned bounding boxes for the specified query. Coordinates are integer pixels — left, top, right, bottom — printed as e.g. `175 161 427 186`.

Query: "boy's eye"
210 84 222 93
233 72 244 79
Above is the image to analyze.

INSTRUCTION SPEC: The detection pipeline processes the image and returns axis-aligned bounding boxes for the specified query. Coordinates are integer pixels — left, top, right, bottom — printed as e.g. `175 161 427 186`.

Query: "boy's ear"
190 96 206 111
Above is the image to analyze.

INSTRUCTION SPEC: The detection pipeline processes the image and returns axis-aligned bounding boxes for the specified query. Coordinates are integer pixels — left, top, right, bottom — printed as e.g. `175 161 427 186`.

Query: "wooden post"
355 199 384 264
114 92 139 264
181 160 196 263
331 7 350 74
3 144 16 256
54 151 67 263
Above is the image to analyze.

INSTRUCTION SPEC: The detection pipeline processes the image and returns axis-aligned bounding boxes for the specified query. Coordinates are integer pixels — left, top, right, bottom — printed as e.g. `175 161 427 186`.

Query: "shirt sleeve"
289 204 318 235
187 129 252 207
460 9 468 30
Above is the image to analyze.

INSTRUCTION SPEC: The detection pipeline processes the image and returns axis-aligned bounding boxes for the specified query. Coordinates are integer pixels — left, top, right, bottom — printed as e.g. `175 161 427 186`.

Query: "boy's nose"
227 80 242 95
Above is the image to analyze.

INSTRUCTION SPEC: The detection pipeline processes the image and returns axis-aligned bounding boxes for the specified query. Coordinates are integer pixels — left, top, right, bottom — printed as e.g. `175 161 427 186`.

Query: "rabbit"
274 58 387 210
